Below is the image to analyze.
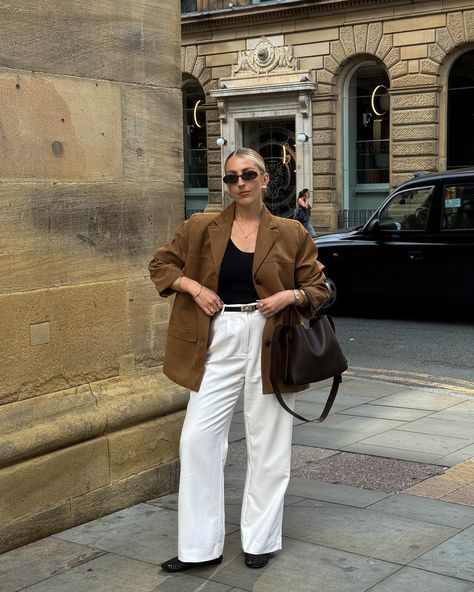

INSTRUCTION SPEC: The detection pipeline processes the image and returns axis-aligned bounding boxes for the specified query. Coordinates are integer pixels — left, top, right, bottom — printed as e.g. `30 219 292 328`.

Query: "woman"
295 188 317 238
149 147 328 572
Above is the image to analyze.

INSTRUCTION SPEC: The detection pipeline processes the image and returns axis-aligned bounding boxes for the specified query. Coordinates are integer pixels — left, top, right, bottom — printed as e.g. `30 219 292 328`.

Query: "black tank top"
218 240 259 304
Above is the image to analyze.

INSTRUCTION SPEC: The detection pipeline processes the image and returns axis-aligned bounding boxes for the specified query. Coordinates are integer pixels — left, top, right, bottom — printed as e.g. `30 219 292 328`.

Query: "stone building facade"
181 0 474 230
0 1 186 552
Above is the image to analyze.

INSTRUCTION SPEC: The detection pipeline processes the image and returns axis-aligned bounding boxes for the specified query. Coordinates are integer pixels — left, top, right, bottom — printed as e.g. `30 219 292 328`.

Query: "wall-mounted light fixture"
216 137 227 147
297 133 309 143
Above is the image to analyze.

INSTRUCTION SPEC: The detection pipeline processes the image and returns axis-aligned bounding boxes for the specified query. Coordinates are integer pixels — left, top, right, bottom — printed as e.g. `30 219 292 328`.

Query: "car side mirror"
366 218 380 233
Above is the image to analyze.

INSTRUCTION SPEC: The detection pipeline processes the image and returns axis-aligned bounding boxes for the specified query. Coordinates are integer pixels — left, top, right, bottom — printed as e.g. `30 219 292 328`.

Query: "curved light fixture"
297 133 309 143
193 99 204 128
371 85 388 116
216 137 227 147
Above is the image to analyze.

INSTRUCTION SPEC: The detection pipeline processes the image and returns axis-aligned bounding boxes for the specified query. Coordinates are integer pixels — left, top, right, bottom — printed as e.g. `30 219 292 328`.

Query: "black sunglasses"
223 170 260 184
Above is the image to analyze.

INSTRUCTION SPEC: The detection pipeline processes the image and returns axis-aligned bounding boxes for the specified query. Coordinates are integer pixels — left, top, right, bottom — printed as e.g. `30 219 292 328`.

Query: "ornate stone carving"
233 37 298 76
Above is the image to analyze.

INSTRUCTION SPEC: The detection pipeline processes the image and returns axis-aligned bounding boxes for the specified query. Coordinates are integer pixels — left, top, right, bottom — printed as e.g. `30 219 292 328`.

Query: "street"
334 316 474 394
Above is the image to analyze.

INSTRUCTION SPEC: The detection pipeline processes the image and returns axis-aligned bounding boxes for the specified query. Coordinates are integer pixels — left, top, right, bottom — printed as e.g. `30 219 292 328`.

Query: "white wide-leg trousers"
177 308 296 562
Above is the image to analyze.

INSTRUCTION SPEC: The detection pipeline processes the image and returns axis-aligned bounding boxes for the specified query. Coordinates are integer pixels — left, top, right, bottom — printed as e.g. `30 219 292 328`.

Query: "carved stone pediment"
233 37 298 77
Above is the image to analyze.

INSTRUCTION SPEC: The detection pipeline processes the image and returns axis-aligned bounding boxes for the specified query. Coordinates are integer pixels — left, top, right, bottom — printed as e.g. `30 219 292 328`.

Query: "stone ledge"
0 367 188 468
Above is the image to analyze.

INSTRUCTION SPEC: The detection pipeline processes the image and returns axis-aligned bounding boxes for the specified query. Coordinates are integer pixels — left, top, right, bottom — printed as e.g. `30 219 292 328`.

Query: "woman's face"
224 155 269 208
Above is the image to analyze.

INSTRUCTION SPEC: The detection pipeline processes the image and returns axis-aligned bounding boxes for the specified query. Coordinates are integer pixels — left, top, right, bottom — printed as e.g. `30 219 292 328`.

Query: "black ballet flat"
161 555 223 573
244 553 269 569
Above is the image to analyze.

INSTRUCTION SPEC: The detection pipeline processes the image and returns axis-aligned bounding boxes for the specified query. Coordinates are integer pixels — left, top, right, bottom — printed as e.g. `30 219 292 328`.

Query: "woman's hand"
256 290 293 317
193 285 224 317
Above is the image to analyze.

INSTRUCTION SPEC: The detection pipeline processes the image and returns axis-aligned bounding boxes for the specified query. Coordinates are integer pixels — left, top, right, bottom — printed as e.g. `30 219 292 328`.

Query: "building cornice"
182 0 427 33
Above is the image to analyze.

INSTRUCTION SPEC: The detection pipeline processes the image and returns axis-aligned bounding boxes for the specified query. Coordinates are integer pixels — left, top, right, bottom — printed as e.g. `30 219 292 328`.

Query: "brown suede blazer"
149 203 328 394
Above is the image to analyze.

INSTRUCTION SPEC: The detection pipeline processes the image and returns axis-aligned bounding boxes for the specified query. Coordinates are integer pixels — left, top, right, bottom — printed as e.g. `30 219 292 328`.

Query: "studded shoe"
244 553 269 569
161 555 223 573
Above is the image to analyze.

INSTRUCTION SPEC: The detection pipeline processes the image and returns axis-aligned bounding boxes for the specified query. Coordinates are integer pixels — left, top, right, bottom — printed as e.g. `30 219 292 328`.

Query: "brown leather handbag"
270 307 348 423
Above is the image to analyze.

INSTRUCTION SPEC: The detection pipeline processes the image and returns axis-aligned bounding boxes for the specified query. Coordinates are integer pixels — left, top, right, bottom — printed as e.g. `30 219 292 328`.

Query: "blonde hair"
224 147 266 173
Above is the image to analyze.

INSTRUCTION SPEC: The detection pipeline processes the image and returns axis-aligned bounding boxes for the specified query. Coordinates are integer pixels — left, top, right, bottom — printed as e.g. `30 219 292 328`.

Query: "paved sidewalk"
1 378 474 591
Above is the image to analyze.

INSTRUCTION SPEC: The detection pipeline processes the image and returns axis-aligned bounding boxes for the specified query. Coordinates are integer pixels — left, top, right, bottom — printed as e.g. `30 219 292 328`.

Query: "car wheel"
320 277 339 312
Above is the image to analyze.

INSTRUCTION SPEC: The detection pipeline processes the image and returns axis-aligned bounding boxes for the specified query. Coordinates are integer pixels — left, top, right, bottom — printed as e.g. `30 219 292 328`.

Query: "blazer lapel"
208 203 234 274
253 206 278 276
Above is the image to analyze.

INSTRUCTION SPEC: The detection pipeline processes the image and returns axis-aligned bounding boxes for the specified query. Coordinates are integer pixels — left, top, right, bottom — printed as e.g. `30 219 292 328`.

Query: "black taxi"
317 168 474 312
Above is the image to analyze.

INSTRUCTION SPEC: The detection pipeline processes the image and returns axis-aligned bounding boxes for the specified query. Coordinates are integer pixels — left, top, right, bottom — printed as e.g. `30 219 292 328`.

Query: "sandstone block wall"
0 0 186 552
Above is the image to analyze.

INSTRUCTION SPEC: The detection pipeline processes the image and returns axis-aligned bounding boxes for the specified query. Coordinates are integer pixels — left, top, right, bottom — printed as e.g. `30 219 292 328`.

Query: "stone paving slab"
21 553 166 592
369 493 474 529
370 390 468 411
342 442 449 464
281 504 459 564
192 530 399 592
397 416 474 440
0 538 105 592
338 403 432 421
368 566 474 592
410 524 474 582
287 476 390 507
355 429 471 458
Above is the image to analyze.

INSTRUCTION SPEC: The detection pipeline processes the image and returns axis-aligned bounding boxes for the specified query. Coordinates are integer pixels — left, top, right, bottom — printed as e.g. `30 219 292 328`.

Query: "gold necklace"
234 218 260 239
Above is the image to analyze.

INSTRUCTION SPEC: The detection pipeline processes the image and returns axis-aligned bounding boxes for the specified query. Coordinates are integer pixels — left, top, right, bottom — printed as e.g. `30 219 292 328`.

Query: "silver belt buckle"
242 304 255 312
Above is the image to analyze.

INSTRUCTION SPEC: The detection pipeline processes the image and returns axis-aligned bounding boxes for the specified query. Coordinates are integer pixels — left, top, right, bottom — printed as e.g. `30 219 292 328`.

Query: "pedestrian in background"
149 147 328 573
295 188 317 238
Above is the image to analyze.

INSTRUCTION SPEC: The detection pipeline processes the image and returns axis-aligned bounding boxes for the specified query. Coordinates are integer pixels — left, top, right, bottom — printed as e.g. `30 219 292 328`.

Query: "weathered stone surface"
392 108 438 125
0 502 72 555
391 92 439 109
0 1 180 87
428 42 446 64
436 28 455 53
384 14 446 34
183 44 198 73
366 22 383 55
0 282 129 404
314 114 335 130
312 100 336 115
394 30 436 46
340 27 356 57
71 460 179 525
0 438 109 522
329 40 347 65
392 156 437 172
447 12 466 45
0 181 182 295
391 141 438 156
390 60 409 79
318 68 335 85
392 124 438 141
108 412 184 480
376 34 393 60
354 24 368 54
0 72 122 181
122 86 183 181
314 175 334 190
323 54 339 74
391 73 438 87
420 58 440 75
385 47 401 69
401 45 428 60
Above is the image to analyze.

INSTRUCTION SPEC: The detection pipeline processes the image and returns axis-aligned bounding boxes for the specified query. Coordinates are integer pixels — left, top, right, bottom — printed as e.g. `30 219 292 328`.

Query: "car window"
442 183 474 230
379 186 435 231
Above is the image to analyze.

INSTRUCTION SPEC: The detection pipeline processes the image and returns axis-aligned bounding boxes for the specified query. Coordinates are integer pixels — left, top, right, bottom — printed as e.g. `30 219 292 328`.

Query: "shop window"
447 50 474 169
182 77 208 218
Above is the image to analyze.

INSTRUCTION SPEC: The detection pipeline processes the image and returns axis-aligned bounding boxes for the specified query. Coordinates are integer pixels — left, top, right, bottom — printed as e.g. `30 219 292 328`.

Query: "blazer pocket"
168 325 198 343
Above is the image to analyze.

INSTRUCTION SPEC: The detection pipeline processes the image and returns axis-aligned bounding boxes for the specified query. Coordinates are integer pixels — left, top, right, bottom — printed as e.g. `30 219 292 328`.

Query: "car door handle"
408 250 424 261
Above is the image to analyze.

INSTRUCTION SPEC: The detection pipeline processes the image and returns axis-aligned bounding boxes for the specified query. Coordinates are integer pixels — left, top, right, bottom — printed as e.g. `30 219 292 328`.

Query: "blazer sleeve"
294 226 329 317
149 220 190 297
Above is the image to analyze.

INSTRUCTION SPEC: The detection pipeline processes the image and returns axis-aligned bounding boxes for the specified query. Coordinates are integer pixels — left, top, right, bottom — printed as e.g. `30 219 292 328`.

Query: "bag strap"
269 308 342 423
274 374 342 423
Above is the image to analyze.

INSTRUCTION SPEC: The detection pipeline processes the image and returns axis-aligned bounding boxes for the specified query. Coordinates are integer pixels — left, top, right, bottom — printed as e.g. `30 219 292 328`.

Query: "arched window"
343 61 390 225
182 76 208 218
447 49 474 169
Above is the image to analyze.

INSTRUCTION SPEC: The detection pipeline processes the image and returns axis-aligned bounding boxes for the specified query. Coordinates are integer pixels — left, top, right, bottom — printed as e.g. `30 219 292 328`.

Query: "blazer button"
255 278 262 285
265 340 271 347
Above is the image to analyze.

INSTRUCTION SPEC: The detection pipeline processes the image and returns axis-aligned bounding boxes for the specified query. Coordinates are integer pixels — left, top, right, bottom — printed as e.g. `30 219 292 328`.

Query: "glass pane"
379 187 434 230
448 50 474 169
242 120 296 218
182 78 208 217
442 184 474 230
